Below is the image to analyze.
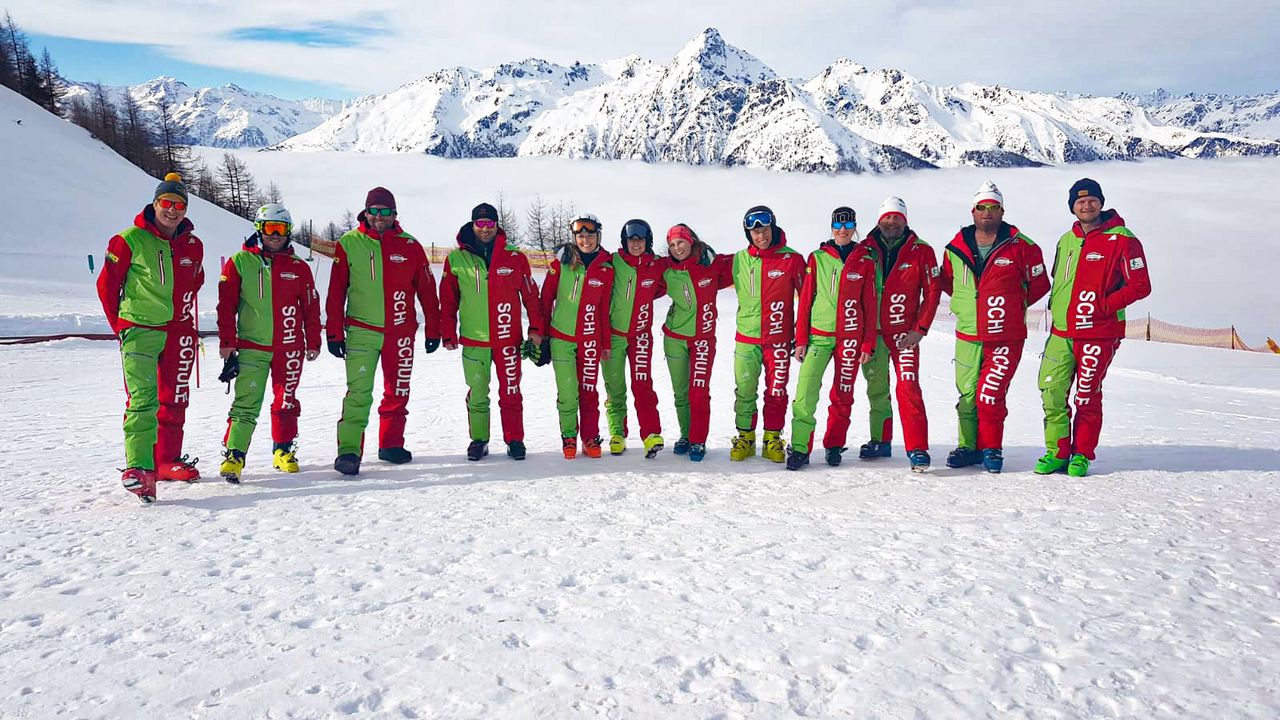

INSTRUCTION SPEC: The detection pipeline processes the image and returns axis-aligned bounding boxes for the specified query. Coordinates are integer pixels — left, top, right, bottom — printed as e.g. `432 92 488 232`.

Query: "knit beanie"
365 186 396 210
878 196 907 223
471 203 498 222
1068 178 1104 211
154 172 188 203
973 181 1003 207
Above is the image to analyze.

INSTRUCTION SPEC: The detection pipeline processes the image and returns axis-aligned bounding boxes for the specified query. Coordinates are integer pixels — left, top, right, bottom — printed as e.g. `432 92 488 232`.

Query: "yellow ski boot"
220 449 246 484
272 443 300 473
729 429 756 462
762 430 786 463
642 433 664 459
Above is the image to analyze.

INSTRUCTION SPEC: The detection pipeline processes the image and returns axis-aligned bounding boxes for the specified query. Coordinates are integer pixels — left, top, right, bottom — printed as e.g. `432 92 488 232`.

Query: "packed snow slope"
1 304 1279 717
0 86 251 336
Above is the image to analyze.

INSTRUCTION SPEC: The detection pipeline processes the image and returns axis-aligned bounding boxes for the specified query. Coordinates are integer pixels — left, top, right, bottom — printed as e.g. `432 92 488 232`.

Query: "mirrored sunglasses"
974 203 1003 212
832 221 857 230
473 219 497 229
157 198 187 211
366 207 397 217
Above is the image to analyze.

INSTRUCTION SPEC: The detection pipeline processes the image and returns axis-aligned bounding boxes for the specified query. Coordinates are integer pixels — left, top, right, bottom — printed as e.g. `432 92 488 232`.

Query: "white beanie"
878 196 907 222
973 180 1003 207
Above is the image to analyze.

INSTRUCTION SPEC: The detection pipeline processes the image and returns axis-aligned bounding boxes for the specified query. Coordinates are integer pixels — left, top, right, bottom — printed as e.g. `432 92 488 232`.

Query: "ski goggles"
974 202 1003 212
257 221 291 237
623 221 651 240
571 220 599 235
156 198 187 211
473 219 497 229
831 221 857 230
743 209 774 229
366 207 396 217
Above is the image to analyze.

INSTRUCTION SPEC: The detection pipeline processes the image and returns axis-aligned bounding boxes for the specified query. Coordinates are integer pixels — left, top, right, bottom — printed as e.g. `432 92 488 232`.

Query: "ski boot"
220 449 247 484
506 441 526 461
642 434 664 459
1067 454 1090 477
761 430 786 463
946 446 982 469
825 447 845 467
858 440 892 460
1033 452 1069 475
121 467 157 504
907 449 931 473
583 437 603 459
467 440 489 461
272 443 299 473
334 453 361 476
688 442 707 462
982 448 1004 474
377 447 412 464
729 429 756 462
610 435 626 455
561 437 577 459
786 447 810 471
157 454 200 482
672 437 691 456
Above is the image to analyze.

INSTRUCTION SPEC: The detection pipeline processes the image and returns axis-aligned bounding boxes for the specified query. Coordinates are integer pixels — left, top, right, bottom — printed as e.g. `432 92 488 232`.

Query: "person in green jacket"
324 187 441 476
603 219 667 458
439 203 546 462
96 172 205 503
730 206 805 463
215 203 323 483
539 214 615 459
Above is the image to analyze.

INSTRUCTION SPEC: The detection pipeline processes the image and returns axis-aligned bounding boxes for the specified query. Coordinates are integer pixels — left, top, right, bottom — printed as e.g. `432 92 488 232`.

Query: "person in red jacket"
215 203 323 483
939 183 1049 473
97 172 205 502
858 197 942 472
439 202 545 462
325 187 441 476
1035 178 1152 477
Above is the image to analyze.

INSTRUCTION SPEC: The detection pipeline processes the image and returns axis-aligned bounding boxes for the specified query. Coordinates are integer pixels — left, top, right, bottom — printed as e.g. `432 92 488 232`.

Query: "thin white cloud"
10 0 1279 96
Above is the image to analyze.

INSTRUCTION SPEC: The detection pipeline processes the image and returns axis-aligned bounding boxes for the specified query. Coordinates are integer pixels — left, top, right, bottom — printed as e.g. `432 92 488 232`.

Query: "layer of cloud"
9 0 1279 97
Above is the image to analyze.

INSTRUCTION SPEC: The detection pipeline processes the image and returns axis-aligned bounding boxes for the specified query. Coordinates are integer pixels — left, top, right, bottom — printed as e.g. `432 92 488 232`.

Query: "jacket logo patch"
846 272 862 281
105 251 119 263
993 258 1013 267
588 278 603 287
389 254 407 263
641 279 655 287
1085 252 1104 262
179 257 194 267
1031 264 1045 277
219 274 228 282
898 263 912 271
496 267 514 276
281 272 298 280
698 278 712 288
767 269 785 279
930 266 940 277
1129 257 1145 270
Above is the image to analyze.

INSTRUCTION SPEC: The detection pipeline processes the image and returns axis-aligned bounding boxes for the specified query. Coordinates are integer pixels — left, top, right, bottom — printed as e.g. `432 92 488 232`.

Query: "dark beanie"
1068 178 1103 211
471 203 498 222
154 172 188 203
365 186 396 210
832 206 856 223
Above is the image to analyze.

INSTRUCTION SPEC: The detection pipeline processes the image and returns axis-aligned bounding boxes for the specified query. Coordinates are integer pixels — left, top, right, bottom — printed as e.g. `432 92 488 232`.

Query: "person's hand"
219 346 233 360
327 339 346 358
443 339 458 351
528 332 543 345
601 347 612 362
794 344 807 361
858 350 873 364
217 353 239 384
896 330 924 350
306 349 320 361
424 337 440 354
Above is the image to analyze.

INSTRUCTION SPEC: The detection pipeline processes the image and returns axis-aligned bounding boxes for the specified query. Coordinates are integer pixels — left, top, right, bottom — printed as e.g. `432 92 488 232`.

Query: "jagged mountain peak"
670 27 776 86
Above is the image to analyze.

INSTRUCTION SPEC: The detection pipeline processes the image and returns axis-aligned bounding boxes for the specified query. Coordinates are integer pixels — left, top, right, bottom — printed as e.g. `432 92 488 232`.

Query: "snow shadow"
927 444 1280 477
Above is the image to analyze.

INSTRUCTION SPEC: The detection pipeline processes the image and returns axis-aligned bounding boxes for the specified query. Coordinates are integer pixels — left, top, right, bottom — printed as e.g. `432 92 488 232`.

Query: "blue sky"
11 1 1280 100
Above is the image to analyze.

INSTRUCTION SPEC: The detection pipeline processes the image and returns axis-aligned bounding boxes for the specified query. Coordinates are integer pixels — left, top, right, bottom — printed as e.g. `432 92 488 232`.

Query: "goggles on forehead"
571 220 599 235
366 207 396 217
743 210 774 230
156 198 187 211
257 221 291 237
473 219 497 229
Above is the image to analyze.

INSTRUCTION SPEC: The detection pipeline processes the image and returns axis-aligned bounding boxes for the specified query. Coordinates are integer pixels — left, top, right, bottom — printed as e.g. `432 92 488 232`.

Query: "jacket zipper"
626 277 634 302
369 250 376 281
829 263 838 295
749 266 757 297
570 275 581 302
258 264 265 299
158 250 166 286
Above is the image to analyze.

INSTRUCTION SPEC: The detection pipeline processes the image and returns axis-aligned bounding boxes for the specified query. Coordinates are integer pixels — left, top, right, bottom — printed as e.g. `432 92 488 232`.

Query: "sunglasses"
473 219 497 229
366 207 396 217
258 221 291 237
571 221 599 235
832 221 857 230
743 210 774 229
974 203 1002 212
156 198 187 211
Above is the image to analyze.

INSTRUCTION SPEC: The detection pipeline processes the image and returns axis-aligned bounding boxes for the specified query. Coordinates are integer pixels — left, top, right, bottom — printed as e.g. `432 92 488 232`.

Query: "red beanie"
365 186 396 210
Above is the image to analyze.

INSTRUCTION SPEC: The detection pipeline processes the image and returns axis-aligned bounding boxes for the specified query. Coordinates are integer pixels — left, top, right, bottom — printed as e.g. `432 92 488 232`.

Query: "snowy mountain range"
1125 89 1280 140
62 77 341 148
271 28 1280 172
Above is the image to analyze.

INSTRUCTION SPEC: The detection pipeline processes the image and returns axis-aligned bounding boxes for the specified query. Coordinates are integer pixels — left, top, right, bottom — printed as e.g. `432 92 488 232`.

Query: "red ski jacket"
940 222 1050 343
796 241 880 355
1049 210 1152 340
439 225 545 348
860 228 942 338
216 239 322 354
324 215 441 342
97 206 205 335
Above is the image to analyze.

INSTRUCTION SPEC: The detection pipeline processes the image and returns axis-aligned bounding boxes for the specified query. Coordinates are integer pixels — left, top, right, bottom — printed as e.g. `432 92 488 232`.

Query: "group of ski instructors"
98 172 1151 503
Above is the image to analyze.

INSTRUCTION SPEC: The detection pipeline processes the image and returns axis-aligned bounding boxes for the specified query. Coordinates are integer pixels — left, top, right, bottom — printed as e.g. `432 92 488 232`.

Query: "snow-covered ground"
3 81 1280 719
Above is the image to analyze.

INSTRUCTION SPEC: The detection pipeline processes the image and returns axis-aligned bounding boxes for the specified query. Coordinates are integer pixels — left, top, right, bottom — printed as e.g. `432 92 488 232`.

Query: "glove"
327 339 346 358
217 352 239 393
520 338 539 362
424 337 440 353
528 336 551 367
